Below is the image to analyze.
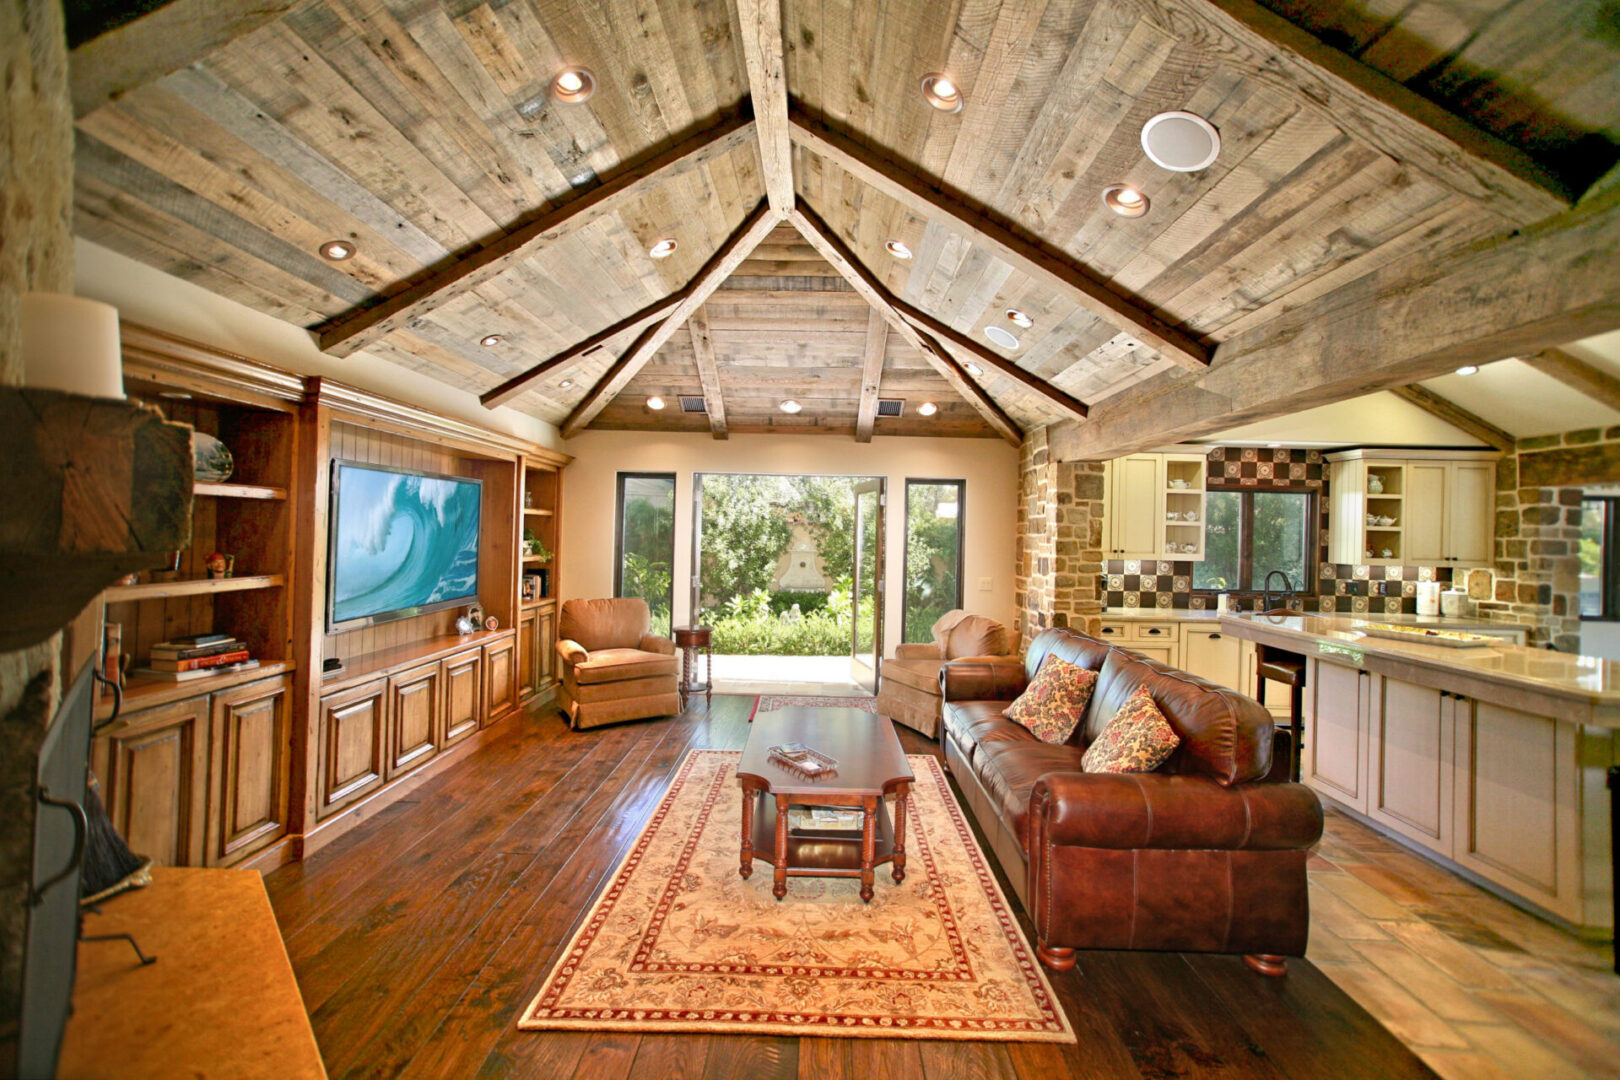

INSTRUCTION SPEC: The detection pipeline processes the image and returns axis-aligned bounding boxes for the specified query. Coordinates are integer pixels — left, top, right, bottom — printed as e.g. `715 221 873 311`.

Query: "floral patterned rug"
518 750 1074 1042
749 694 877 721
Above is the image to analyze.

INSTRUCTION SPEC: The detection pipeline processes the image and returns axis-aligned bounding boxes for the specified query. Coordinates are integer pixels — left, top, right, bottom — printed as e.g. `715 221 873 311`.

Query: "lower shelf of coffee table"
749 790 896 875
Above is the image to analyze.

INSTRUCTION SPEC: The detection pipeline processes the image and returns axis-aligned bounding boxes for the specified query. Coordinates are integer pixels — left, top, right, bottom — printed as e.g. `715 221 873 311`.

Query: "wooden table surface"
738 707 913 795
59 866 325 1080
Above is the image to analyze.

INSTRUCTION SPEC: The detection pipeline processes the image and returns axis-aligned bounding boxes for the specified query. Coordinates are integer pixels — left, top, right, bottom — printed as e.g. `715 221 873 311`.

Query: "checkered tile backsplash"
1100 447 1455 614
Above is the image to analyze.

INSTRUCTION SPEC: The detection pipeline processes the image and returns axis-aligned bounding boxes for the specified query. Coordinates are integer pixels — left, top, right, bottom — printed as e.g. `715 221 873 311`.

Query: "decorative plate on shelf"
191 431 234 482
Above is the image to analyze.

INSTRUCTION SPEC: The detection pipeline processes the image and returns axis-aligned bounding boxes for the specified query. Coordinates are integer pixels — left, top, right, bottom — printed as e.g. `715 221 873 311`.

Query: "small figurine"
206 552 235 579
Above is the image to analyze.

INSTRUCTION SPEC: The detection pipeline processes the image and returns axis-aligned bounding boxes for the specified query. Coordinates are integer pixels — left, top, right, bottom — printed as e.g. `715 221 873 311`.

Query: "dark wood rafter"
562 200 780 438
855 307 887 442
734 0 794 215
480 293 686 409
1051 192 1620 461
316 116 758 358
787 200 1023 446
1522 348 1620 414
1388 385 1515 454
1157 0 1573 223
892 301 1089 422
786 110 1211 372
687 306 729 439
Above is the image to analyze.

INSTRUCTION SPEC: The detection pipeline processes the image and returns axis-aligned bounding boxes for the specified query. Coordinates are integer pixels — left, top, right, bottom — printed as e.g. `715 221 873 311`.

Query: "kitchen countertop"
1100 609 1515 632
1216 613 1620 717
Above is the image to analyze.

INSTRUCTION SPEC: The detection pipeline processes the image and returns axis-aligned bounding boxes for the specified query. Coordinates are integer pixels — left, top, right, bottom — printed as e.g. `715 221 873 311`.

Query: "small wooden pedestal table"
737 708 913 902
673 625 712 711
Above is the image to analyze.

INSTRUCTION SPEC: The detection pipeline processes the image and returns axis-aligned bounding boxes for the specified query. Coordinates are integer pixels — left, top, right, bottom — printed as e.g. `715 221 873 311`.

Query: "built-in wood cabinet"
1103 453 1207 561
1179 626 1244 690
483 636 517 724
387 662 442 781
316 677 388 819
1327 449 1498 567
206 675 292 866
442 648 482 746
518 602 558 703
93 695 209 868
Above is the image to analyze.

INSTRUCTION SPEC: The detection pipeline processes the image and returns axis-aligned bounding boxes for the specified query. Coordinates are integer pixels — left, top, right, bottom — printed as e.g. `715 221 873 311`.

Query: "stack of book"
132 634 260 682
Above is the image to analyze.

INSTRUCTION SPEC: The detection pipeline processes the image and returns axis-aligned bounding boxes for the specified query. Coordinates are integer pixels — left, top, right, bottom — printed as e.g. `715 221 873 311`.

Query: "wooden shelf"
521 555 551 563
522 507 554 517
321 629 514 695
105 574 285 602
97 659 294 720
194 481 287 500
520 599 556 611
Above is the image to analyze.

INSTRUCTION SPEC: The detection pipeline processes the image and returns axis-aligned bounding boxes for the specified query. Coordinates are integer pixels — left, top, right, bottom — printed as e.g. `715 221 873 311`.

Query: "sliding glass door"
851 478 885 692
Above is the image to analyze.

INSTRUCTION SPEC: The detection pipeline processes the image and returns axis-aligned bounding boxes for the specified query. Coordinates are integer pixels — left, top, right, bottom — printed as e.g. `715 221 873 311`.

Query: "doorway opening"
692 473 884 695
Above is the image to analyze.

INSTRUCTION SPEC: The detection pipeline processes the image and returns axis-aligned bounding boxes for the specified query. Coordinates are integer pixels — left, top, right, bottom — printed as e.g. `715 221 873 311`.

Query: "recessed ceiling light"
779 399 802 414
646 395 665 410
648 238 678 259
1141 111 1221 172
1005 308 1033 329
559 379 574 389
1102 184 1150 218
918 401 939 417
984 325 1020 350
963 361 983 377
920 73 963 113
319 240 355 260
480 334 502 347
1455 364 1479 376
551 67 595 104
885 239 913 260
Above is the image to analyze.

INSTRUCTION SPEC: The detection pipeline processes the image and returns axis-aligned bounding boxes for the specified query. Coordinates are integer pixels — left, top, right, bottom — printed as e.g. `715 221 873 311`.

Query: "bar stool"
1254 618 1307 782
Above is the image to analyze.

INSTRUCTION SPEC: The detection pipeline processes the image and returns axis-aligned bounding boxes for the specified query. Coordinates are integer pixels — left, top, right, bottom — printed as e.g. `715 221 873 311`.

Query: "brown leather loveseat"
941 627 1323 976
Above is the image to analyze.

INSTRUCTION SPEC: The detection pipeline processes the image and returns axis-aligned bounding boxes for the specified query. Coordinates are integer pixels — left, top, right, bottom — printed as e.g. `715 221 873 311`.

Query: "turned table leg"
859 797 877 902
773 795 789 900
892 784 909 883
739 786 754 879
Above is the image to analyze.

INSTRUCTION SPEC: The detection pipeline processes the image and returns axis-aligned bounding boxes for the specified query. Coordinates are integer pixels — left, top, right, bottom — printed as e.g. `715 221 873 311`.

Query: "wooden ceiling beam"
316 116 757 358
479 292 685 409
892 302 1089 423
786 110 1211 372
1159 0 1572 222
855 307 887 442
1050 191 1620 461
561 200 779 438
734 0 794 215
687 307 729 439
1388 385 1515 453
1522 348 1620 413
787 200 1023 446
70 0 304 117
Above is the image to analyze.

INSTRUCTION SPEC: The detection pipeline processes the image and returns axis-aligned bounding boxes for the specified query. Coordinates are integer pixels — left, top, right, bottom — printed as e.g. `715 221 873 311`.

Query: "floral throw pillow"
1082 685 1181 774
1005 657 1098 745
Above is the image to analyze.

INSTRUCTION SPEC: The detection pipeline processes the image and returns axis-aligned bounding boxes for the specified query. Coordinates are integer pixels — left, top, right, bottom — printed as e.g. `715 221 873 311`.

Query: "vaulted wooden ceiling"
69 0 1620 445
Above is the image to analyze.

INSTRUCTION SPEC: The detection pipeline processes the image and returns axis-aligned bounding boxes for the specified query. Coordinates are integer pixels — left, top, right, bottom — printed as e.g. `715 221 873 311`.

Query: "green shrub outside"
701 587 871 656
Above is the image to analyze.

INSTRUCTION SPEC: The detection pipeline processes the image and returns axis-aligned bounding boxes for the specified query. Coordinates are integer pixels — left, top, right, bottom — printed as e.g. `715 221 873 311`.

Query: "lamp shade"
21 293 124 399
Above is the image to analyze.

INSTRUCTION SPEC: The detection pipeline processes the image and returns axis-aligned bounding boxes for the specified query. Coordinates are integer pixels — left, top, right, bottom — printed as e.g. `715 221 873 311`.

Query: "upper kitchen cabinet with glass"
1104 453 1208 561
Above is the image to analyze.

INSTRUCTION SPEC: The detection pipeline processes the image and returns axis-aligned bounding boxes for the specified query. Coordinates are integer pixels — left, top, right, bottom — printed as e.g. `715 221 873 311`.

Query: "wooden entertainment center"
92 325 570 871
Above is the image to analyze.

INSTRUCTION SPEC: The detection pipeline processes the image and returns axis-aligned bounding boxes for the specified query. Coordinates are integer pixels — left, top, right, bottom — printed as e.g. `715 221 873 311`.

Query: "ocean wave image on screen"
332 466 481 624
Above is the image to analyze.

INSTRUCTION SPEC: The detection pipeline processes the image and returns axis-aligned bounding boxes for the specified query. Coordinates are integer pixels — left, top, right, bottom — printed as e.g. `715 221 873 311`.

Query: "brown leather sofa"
941 626 1322 976
875 611 1011 738
556 598 680 730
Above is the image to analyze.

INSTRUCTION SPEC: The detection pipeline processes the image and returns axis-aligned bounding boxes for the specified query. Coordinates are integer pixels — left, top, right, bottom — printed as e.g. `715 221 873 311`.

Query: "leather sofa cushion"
570 648 679 684
975 740 1086 847
942 701 1009 752
883 657 944 694
1025 630 1112 682
1089 649 1272 786
560 598 653 652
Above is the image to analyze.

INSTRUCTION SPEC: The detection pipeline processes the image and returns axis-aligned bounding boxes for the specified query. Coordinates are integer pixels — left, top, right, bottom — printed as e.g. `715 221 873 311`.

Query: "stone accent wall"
1478 426 1620 650
1015 429 1104 649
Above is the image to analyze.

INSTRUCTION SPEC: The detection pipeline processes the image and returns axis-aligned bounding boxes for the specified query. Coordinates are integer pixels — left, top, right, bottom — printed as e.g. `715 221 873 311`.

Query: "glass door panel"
851 479 885 693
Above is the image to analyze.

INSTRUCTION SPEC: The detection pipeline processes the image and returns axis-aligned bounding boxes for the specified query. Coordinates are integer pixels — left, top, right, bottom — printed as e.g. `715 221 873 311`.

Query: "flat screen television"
327 461 482 632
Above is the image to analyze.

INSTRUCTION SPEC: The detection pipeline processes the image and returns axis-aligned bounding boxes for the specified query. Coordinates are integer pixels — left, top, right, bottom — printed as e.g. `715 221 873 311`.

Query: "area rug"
749 694 877 721
518 750 1074 1042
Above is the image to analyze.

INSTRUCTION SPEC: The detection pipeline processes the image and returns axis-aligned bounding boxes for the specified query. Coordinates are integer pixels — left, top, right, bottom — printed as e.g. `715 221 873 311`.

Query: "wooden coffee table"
737 708 914 902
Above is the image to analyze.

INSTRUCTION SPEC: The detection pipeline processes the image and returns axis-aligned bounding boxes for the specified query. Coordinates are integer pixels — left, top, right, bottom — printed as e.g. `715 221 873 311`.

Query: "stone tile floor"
1310 807 1619 1079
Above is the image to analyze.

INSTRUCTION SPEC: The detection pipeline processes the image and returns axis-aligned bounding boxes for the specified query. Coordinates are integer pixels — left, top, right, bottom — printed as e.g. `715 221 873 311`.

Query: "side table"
673 625 712 711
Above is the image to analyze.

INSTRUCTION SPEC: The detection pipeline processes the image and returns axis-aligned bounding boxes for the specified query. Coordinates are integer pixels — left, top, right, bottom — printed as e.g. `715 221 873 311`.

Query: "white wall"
559 430 1020 658
73 237 562 449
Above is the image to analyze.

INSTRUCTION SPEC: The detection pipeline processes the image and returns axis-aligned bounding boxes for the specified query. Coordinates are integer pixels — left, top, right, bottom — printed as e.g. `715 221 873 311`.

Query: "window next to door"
614 473 676 636
903 479 966 643
1580 496 1618 620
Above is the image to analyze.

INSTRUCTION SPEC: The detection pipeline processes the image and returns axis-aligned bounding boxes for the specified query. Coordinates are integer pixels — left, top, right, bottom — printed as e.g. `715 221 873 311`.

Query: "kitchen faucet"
1263 570 1293 614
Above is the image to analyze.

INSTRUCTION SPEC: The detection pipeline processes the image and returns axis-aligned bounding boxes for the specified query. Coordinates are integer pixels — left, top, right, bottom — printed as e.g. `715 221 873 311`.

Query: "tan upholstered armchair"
875 610 1013 738
556 598 680 730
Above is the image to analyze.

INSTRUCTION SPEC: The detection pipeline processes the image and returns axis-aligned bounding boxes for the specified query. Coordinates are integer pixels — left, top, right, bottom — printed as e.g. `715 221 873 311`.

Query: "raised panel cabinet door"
1445 462 1495 565
1179 629 1242 691
316 677 388 820
518 609 538 698
536 610 557 686
1305 659 1368 812
387 662 442 781
1129 644 1176 667
94 696 209 867
1404 462 1447 564
483 637 517 725
442 649 482 746
1108 455 1162 558
1368 679 1454 857
207 675 292 866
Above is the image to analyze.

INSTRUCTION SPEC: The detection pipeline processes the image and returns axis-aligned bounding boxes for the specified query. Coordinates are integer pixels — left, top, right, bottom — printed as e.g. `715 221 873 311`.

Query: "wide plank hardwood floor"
267 695 1445 1079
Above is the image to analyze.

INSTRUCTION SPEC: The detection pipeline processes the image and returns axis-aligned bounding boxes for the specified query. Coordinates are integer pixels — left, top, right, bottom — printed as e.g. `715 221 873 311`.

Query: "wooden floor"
261 694 1566 1079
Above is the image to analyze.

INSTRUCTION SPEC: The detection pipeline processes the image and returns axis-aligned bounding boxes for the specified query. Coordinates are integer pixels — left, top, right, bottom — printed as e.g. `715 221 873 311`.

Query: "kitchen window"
1580 497 1617 620
1193 490 1316 595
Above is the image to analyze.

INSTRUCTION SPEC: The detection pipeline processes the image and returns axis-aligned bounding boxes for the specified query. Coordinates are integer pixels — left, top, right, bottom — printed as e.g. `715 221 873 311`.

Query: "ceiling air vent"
876 399 904 417
679 396 707 413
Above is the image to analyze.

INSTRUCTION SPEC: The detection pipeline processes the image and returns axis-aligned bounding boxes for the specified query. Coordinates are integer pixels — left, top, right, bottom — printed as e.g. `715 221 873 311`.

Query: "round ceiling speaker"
983 325 1020 350
1141 111 1220 172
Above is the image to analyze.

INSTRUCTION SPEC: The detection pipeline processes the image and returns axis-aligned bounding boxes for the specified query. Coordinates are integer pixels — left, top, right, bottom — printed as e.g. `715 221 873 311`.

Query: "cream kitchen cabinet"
1179 625 1246 692
1103 453 1207 561
1327 449 1498 568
